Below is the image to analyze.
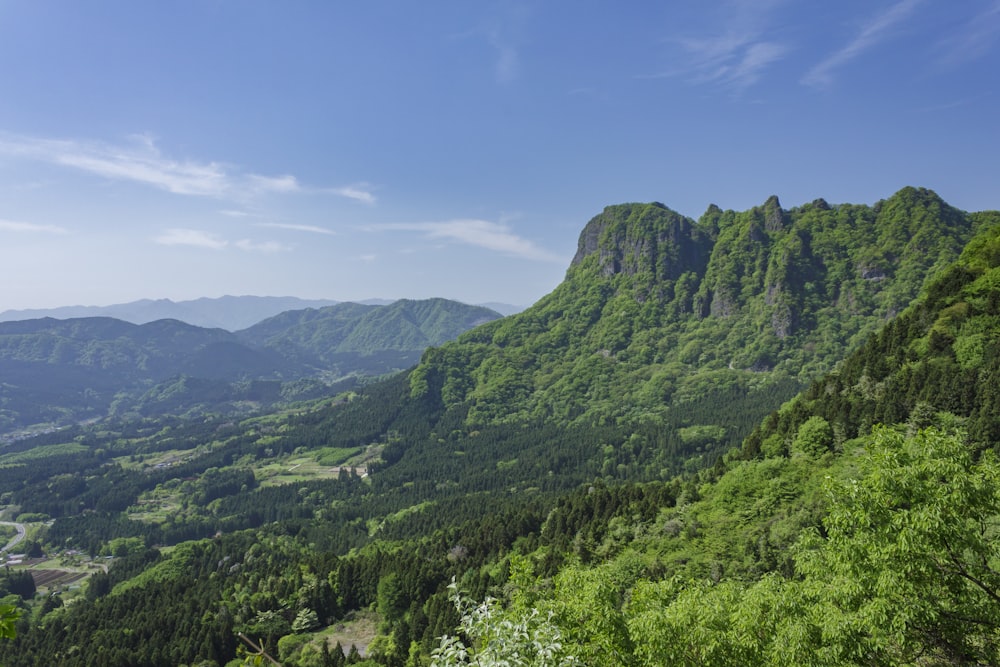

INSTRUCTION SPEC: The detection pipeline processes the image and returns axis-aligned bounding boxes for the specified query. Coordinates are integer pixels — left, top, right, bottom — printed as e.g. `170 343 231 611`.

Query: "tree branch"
238 632 283 666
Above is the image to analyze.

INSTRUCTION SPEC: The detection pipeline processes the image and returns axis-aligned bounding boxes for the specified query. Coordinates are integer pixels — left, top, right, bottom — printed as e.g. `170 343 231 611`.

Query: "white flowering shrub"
430 580 580 667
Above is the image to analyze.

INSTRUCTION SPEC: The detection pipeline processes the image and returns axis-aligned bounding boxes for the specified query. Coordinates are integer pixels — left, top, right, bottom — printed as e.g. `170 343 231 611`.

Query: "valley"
0 188 997 666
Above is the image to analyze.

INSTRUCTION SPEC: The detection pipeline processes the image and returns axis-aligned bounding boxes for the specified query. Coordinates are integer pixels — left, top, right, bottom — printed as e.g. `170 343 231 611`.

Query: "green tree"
791 415 833 456
0 604 17 640
795 425 1000 664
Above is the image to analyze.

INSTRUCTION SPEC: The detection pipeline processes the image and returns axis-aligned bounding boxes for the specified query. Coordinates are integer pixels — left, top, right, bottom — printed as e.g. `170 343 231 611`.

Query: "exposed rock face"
763 195 787 232
572 217 606 267
858 263 888 281
710 289 737 317
567 188 975 346
570 203 712 282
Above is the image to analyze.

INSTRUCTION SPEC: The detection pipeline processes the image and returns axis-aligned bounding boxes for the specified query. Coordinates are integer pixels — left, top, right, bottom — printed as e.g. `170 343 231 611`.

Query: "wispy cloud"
376 219 563 262
642 1 790 93
912 96 982 113
452 5 527 85
935 0 1000 66
153 228 291 253
802 0 924 89
247 174 302 194
329 183 376 205
153 228 228 249
235 239 290 253
0 219 68 234
255 222 336 235
1 134 230 197
724 41 787 89
490 32 519 83
0 132 371 204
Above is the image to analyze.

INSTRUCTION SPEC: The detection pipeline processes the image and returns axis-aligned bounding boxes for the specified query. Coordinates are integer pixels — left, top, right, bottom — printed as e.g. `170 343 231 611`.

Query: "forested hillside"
0 188 997 666
410 186 983 462
237 298 501 377
0 299 499 434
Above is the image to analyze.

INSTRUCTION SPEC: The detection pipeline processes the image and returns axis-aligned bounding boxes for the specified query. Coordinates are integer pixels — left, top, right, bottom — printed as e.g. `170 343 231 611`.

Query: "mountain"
0 295 341 331
237 298 502 377
739 205 1000 456
465 204 1000 665
1 188 999 666
404 187 981 464
0 317 292 432
0 299 502 433
0 296 519 330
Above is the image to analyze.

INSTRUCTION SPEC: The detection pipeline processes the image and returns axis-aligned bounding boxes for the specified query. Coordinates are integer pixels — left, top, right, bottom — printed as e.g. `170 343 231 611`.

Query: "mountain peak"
569 202 711 281
761 194 787 231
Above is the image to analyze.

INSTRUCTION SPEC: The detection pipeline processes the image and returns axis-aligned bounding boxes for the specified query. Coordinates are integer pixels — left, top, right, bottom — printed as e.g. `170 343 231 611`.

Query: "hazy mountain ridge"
236 298 502 373
0 296 523 330
0 299 501 433
0 296 342 331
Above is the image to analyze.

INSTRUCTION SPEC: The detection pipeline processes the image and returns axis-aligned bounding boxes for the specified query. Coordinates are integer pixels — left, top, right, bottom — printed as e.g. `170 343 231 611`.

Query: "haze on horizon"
1 1 998 312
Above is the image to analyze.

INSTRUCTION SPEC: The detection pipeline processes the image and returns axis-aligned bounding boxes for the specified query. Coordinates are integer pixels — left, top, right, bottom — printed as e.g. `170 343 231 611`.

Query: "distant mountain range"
0 296 523 331
0 298 503 433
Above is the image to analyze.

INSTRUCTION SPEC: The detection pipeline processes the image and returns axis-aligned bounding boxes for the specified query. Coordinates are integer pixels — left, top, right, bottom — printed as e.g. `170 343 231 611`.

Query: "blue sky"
1 1 998 311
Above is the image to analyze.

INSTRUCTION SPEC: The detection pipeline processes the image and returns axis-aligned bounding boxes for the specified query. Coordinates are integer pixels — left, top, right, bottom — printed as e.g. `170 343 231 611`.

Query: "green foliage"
793 425 1000 664
740 214 1000 460
430 581 581 667
447 424 1000 666
0 604 18 640
791 416 832 456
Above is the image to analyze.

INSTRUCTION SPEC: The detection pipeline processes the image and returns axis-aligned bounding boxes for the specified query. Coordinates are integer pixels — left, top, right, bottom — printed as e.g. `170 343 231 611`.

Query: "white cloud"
725 41 787 89
377 219 563 263
235 239 290 253
0 132 368 203
935 0 1000 66
0 219 68 234
255 222 336 235
248 174 302 194
802 0 924 89
0 134 231 197
648 2 790 93
329 183 376 204
153 228 289 252
153 228 228 249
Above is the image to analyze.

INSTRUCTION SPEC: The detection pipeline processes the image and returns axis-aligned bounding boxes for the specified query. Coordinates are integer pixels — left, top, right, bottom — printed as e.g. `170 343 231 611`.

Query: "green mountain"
1 188 998 666
0 317 298 431
408 187 981 465
237 298 502 377
0 295 343 331
464 203 1000 666
0 299 501 434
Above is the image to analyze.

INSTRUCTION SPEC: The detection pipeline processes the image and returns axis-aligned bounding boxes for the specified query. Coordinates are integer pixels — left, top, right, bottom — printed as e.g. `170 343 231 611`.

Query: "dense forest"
0 188 997 666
